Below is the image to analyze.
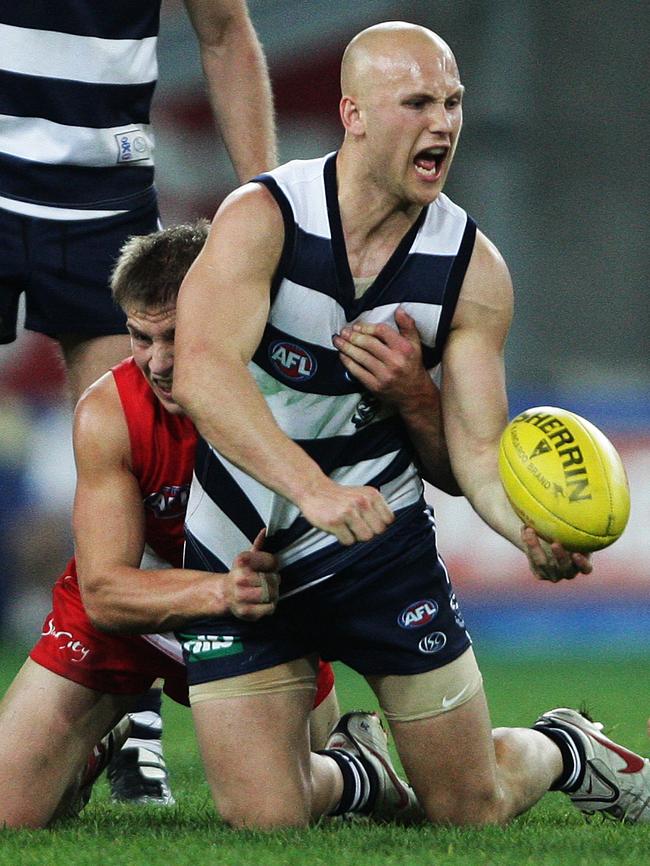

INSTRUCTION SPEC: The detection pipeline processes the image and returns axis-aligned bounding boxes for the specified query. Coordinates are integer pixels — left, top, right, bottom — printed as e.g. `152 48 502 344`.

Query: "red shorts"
29 560 335 709
30 561 189 704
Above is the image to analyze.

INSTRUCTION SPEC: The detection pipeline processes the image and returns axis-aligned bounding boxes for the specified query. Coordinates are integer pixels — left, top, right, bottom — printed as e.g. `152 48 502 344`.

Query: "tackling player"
0 222 337 828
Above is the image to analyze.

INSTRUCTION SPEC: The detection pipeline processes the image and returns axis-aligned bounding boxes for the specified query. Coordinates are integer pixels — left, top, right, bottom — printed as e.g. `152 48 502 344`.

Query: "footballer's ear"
340 95 365 136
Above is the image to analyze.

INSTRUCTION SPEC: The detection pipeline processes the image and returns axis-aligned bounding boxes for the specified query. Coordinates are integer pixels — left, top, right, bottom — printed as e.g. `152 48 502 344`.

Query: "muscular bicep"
72 378 146 595
440 231 513 498
175 184 282 374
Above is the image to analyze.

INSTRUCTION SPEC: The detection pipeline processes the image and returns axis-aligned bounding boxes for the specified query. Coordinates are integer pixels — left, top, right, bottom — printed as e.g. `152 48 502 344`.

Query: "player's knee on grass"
424 784 507 826
218 793 312 830
367 649 510 825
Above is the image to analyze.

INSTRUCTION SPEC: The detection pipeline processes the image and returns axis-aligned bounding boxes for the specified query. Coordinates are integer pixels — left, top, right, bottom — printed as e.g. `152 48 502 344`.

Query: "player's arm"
440 231 591 579
333 307 461 496
72 375 278 632
184 0 277 180
173 185 394 546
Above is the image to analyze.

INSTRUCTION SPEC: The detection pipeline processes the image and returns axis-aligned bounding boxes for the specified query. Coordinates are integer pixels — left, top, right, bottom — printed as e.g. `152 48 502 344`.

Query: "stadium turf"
0 645 648 866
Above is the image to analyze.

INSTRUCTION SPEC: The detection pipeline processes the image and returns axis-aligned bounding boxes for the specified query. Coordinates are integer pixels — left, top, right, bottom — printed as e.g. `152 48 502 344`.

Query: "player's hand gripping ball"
498 406 630 552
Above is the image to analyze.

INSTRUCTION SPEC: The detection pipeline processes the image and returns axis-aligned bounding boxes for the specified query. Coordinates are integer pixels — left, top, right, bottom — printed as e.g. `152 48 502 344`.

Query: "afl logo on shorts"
418 631 447 654
269 341 317 382
398 599 439 629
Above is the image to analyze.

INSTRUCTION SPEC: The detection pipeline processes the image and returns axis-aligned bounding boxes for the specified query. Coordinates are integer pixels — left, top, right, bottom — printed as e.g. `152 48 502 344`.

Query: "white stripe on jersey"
415 195 470 255
274 459 422 571
0 114 154 167
186 446 422 578
270 279 348 348
269 282 443 352
185 471 256 571
138 547 184 665
252 363 395 442
271 157 332 236
0 194 126 219
0 23 158 85
348 302 443 349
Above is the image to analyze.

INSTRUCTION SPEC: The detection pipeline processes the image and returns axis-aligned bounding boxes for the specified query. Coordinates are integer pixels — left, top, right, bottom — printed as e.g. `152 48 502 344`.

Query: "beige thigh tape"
189 656 318 706
367 646 483 722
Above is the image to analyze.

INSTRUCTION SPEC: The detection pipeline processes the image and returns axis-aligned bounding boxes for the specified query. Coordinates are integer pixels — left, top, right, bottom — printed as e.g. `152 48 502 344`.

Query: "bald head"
341 22 458 99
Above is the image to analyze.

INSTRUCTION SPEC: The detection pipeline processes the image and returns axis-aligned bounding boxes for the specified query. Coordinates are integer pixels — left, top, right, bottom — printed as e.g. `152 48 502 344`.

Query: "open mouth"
413 146 448 181
153 377 173 397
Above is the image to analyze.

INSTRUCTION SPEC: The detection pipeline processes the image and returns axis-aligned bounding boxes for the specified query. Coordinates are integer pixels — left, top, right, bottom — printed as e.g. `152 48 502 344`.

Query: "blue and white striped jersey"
185 152 476 595
0 2 160 219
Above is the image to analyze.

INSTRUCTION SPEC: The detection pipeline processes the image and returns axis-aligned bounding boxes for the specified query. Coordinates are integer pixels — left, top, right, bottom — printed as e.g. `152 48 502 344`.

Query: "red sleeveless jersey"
31 358 335 707
112 358 197 568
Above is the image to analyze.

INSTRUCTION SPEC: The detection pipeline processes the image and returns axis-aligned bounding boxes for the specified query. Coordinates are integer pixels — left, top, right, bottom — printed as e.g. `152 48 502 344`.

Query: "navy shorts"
178 508 471 686
0 192 160 344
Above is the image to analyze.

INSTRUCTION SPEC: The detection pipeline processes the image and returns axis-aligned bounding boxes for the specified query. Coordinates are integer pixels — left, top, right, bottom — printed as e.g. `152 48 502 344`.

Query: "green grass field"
0 643 648 866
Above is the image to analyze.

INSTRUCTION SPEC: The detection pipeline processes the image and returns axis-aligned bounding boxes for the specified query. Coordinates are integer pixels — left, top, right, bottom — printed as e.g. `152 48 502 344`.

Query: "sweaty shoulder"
73 370 130 471
211 182 285 256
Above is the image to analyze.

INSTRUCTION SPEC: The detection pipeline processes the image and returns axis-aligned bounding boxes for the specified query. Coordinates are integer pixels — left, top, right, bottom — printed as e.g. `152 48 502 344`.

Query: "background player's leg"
0 658 132 827
59 333 131 401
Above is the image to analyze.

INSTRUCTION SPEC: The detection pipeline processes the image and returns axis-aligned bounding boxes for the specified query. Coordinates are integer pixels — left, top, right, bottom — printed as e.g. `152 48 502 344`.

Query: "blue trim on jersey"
0 154 155 209
0 70 155 128
298 415 411 475
184 529 229 574
0 2 161 39
428 216 477 365
274 498 429 593
288 226 340 299
194 438 265 543
265 448 415 560
251 174 297 304
324 153 430 319
253 322 358 396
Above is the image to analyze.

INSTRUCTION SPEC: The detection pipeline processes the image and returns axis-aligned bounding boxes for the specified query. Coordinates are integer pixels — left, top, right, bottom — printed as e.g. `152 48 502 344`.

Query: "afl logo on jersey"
269 341 317 381
398 599 439 629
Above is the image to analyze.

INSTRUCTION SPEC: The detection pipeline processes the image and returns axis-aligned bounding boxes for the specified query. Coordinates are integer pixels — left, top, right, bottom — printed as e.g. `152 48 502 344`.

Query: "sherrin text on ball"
498 406 630 552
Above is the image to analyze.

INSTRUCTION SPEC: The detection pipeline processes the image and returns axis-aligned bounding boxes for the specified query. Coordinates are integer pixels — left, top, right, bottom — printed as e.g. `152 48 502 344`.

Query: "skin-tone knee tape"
367 646 483 722
188 655 319 705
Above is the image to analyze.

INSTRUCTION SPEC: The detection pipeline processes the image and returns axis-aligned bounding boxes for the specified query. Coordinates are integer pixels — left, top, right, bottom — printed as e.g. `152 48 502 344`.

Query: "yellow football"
498 406 630 552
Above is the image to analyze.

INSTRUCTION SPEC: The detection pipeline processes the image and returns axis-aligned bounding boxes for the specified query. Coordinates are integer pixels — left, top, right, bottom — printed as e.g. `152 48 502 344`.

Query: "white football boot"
536 707 650 822
326 711 423 824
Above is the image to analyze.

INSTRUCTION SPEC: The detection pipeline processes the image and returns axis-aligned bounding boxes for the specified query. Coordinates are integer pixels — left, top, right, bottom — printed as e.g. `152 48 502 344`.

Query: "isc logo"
397 599 439 629
269 340 317 381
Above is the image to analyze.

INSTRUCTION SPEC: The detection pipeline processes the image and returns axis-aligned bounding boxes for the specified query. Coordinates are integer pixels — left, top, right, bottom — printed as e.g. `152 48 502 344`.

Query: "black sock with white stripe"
533 723 587 792
319 748 376 815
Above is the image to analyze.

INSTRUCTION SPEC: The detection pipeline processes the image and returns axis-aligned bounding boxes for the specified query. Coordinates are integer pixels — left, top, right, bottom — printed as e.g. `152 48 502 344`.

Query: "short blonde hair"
111 220 209 312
